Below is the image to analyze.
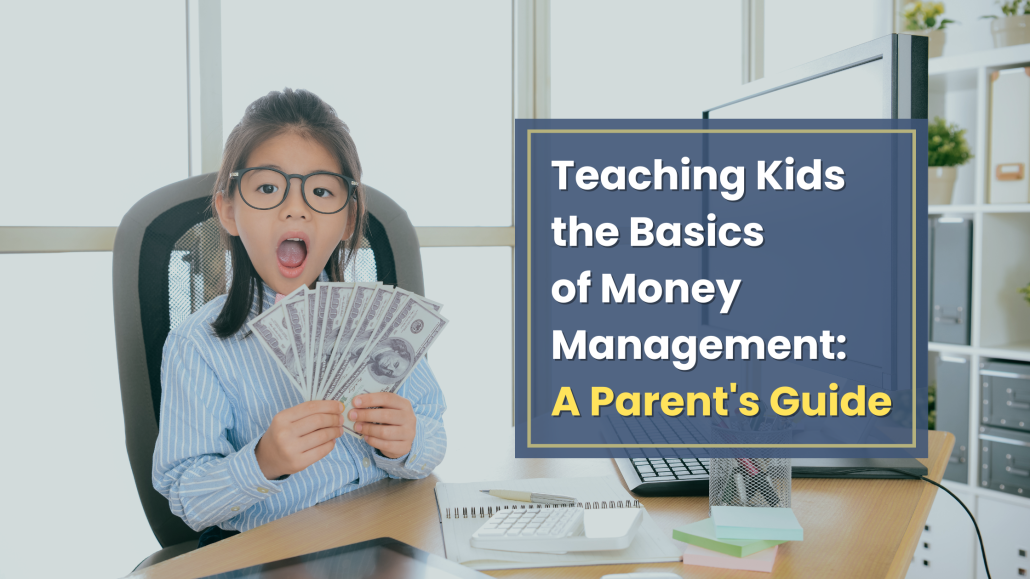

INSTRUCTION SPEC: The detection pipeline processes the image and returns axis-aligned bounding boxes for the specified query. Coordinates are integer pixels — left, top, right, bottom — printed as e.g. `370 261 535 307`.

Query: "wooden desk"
131 430 953 579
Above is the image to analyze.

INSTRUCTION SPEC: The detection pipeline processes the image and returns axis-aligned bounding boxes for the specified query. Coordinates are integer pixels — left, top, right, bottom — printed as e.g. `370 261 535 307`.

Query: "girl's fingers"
362 435 409 459
301 438 337 463
298 425 344 452
292 412 344 436
352 392 409 410
357 423 405 440
349 407 404 425
283 400 345 422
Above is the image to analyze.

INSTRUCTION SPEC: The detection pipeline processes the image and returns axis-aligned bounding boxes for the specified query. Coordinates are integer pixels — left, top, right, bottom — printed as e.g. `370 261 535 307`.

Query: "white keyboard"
469 507 643 553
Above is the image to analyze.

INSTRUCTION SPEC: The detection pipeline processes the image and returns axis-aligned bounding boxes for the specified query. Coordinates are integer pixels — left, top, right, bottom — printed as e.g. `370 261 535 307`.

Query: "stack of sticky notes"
673 507 803 573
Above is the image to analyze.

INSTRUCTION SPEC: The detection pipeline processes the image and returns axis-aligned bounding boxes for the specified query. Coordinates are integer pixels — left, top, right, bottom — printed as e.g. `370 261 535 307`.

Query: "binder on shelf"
989 68 1030 204
936 354 970 483
930 217 972 345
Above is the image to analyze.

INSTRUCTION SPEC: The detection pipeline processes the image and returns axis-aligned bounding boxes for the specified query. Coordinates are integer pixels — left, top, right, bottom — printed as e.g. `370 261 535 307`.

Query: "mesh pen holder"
708 426 792 514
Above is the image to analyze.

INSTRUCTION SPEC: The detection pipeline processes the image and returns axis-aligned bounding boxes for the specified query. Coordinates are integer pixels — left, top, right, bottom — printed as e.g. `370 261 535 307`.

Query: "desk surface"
132 430 953 579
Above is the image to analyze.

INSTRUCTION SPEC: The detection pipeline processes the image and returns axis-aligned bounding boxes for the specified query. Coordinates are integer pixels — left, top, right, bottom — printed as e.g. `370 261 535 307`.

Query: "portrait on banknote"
367 337 415 384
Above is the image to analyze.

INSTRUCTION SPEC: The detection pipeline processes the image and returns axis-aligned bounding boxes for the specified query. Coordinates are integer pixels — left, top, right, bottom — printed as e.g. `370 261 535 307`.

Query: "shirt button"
256 487 268 493
231 506 240 512
362 457 371 468
412 453 418 459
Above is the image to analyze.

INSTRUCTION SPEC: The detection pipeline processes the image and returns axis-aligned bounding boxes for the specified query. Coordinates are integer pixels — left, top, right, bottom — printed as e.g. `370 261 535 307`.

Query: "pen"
479 489 577 505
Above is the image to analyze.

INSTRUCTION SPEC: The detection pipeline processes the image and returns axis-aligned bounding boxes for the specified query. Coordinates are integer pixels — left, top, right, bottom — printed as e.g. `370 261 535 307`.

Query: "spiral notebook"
433 476 681 571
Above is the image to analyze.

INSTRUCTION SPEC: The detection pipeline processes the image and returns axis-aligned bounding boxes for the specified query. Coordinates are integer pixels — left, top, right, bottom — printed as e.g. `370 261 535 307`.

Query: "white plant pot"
928 166 958 205
905 29 946 58
991 15 1030 48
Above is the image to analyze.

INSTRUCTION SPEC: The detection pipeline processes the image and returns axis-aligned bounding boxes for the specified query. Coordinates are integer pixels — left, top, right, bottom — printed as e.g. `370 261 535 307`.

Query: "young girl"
152 89 447 546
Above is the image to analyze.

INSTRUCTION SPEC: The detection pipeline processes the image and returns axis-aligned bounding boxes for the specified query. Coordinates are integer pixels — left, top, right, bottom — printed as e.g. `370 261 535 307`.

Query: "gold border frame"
525 128 919 449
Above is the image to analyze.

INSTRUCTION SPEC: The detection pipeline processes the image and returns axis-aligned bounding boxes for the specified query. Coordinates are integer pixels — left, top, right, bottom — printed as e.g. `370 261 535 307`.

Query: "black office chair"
112 173 424 570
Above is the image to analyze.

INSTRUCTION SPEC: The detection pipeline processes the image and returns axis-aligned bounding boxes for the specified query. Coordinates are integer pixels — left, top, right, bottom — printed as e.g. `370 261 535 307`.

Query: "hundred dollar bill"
335 285 396 381
305 287 319 396
330 299 448 435
282 293 310 399
411 294 443 313
321 282 379 393
311 283 344 396
248 287 306 394
313 283 358 399
339 288 412 378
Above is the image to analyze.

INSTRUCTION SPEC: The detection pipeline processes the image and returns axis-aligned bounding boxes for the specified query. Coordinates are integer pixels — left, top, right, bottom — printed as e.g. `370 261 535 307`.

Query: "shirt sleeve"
152 330 283 532
372 357 447 479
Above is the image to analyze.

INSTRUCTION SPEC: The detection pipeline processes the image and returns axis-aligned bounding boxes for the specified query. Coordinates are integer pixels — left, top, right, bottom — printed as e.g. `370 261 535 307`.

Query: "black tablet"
198 537 486 579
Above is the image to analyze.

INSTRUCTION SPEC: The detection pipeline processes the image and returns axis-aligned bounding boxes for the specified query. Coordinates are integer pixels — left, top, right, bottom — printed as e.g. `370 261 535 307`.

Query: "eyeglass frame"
228 166 359 215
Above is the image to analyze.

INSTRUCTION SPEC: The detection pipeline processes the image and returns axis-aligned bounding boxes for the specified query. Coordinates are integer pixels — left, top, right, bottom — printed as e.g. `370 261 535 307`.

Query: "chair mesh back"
139 198 397 423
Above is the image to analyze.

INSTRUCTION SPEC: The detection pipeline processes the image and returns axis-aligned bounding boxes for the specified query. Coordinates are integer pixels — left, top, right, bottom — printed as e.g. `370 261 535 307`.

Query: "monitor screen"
707 59 885 119
703 34 925 121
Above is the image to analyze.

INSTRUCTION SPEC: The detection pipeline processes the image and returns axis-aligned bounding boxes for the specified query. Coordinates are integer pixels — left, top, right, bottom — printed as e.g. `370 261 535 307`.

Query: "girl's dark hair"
210 88 367 338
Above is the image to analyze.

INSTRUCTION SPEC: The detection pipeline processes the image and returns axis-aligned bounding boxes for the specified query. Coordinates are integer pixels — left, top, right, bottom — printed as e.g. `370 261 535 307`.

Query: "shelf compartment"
979 212 1030 349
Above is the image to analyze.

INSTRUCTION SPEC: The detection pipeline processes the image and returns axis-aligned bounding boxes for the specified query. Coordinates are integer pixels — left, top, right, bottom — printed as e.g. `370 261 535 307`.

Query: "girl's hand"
255 400 345 480
349 393 417 459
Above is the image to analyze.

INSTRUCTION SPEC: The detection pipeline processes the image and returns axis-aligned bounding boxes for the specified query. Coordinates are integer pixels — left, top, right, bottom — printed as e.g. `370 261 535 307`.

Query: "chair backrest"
113 173 423 547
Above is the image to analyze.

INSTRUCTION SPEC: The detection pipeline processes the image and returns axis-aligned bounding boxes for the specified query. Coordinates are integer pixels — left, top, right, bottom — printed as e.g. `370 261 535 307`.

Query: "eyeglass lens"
238 169 349 213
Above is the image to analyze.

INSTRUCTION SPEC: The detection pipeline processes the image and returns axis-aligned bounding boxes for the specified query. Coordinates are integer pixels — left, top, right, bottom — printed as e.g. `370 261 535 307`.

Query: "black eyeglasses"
229 167 358 215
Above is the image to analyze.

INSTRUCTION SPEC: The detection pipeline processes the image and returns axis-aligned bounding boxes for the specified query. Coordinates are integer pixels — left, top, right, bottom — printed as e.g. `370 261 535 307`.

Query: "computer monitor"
703 33 927 120
695 33 926 395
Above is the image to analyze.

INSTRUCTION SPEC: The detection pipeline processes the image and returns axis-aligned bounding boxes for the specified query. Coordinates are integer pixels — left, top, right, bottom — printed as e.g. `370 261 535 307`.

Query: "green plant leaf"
928 116 972 166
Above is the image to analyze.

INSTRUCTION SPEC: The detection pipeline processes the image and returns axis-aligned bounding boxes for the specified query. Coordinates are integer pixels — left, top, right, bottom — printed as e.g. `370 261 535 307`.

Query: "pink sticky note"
682 543 778 573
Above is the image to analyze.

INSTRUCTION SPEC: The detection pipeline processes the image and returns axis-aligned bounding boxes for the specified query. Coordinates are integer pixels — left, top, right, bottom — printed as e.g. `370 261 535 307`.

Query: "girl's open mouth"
277 238 307 278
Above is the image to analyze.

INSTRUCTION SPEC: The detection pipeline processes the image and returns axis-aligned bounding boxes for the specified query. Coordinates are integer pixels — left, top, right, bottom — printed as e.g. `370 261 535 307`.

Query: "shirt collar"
235 269 330 341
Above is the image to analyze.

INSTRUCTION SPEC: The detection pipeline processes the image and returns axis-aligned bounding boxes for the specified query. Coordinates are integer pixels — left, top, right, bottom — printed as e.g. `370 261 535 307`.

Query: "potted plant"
902 2 953 58
1019 281 1030 305
928 117 972 205
982 0 1030 48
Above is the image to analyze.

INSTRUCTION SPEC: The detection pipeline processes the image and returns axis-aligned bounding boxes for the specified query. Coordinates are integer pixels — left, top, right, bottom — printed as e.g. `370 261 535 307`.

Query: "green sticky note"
711 506 804 542
672 518 786 557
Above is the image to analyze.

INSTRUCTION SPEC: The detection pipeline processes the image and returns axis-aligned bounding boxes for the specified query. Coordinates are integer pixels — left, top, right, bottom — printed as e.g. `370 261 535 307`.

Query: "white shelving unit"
915 42 1030 579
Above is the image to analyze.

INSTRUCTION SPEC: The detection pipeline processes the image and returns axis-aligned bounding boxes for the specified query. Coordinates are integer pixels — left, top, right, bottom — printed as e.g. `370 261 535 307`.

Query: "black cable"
802 467 990 579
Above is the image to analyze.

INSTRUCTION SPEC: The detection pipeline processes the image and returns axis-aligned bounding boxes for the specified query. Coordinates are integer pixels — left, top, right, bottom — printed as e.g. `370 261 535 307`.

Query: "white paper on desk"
433 476 681 571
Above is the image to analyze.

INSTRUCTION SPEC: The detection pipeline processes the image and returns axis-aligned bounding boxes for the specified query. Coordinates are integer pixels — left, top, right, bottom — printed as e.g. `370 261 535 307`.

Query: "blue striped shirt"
152 277 447 533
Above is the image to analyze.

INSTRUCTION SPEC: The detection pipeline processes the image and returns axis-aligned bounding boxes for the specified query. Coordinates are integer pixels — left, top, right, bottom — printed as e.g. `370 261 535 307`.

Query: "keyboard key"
641 475 677 481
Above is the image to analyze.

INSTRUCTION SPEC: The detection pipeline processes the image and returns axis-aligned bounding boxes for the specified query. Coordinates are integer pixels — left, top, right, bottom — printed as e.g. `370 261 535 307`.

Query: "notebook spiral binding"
444 500 641 519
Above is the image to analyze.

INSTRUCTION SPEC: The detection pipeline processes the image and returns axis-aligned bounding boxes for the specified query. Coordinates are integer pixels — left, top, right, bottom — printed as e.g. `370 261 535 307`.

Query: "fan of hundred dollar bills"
248 282 447 437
